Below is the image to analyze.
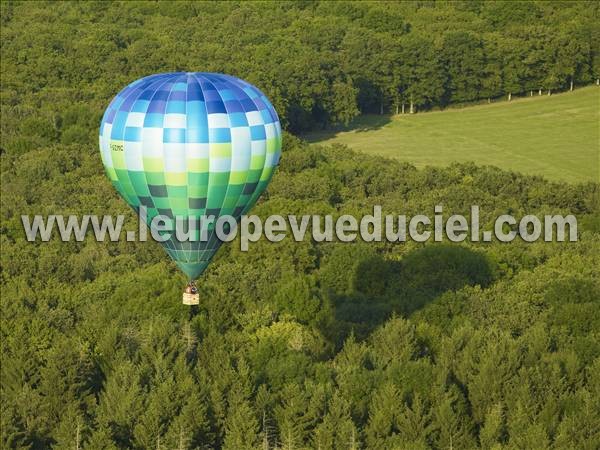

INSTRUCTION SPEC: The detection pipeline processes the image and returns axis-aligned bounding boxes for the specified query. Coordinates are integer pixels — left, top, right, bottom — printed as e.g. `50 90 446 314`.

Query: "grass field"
304 86 599 183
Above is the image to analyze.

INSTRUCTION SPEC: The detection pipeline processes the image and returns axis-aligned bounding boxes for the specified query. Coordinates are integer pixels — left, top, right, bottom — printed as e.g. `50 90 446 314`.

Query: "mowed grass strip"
304 86 599 183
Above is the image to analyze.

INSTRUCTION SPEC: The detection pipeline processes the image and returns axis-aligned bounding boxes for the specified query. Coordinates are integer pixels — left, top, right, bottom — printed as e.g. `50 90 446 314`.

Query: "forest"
1 1 600 449
1 1 599 133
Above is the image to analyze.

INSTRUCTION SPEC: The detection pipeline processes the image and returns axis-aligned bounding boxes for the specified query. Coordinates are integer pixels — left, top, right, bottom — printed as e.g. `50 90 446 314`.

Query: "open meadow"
305 86 600 183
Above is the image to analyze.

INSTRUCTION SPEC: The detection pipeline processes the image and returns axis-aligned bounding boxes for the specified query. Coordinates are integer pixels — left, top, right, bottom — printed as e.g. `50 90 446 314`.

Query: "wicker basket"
182 292 199 305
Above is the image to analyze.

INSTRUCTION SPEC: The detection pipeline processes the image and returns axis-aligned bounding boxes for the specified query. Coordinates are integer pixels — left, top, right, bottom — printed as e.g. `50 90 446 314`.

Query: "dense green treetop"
2 133 599 448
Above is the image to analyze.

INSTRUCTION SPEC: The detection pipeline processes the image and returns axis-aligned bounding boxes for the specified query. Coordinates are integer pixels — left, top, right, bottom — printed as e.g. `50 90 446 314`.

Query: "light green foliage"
2 134 599 448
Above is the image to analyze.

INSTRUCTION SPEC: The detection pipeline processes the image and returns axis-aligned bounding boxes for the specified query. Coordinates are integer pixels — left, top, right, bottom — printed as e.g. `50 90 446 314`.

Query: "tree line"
1 1 599 133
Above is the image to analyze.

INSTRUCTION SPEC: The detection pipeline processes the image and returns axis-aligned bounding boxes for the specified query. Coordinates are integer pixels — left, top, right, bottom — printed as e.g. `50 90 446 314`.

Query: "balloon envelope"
99 72 282 279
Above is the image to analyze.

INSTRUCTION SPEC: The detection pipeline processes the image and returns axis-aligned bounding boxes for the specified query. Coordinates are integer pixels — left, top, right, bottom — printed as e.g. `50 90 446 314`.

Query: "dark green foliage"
1 2 598 136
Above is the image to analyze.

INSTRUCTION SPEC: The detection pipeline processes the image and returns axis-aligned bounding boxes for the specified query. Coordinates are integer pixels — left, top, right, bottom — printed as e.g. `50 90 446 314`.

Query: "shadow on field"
321 244 494 346
303 114 392 143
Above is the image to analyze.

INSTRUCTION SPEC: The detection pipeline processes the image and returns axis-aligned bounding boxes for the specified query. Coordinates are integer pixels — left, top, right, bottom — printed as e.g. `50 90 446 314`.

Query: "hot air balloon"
99 72 282 304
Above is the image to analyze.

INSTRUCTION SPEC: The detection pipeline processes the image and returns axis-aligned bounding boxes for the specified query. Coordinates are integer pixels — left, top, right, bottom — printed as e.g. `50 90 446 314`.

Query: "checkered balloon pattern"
99 72 282 279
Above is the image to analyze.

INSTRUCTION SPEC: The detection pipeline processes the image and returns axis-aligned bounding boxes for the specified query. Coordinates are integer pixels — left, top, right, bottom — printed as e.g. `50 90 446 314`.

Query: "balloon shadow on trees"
320 244 495 347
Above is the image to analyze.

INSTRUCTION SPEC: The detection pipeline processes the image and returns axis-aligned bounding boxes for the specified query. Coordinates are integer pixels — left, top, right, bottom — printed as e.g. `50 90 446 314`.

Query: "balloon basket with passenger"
182 281 200 305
